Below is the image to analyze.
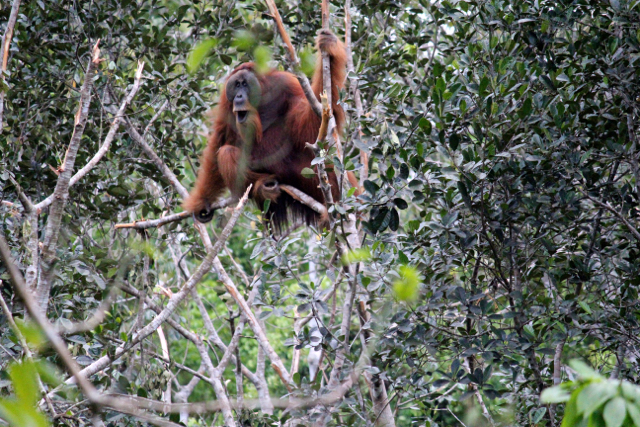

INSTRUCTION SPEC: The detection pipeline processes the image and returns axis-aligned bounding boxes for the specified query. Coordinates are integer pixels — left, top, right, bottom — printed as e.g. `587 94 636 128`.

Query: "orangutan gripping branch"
183 30 347 231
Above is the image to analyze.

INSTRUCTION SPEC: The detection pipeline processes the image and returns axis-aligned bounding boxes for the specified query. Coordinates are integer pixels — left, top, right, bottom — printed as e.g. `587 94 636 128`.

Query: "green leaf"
341 248 371 265
253 45 272 74
570 360 602 380
0 400 49 427
541 386 571 404
479 76 490 94
9 362 39 406
532 407 546 423
393 265 420 301
186 38 218 74
16 320 45 350
626 404 640 426
561 392 580 427
603 397 626 427
517 97 532 119
232 30 256 51
364 180 379 195
449 133 460 150
394 198 408 210
540 74 555 90
389 208 399 231
578 382 617 417
579 301 592 314
418 117 432 135
301 167 316 178
399 163 410 180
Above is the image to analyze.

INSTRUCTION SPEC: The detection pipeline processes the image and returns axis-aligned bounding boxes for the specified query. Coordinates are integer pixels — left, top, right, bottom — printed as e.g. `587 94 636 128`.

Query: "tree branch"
0 0 21 133
34 62 145 212
263 0 323 117
579 189 640 241
37 42 103 313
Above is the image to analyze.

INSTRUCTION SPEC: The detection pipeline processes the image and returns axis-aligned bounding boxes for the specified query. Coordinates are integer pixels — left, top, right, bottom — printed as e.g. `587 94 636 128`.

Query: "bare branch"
0 0 21 133
143 99 170 138
34 61 145 212
65 187 251 388
37 42 103 312
120 186 251 360
213 257 295 389
344 0 368 187
327 271 357 388
122 115 189 198
114 200 231 230
263 0 322 117
0 232 101 402
579 189 640 241
280 184 328 217
115 211 191 230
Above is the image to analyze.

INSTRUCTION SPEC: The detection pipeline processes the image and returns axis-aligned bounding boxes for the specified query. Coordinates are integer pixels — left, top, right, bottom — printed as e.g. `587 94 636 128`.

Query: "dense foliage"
1 0 639 426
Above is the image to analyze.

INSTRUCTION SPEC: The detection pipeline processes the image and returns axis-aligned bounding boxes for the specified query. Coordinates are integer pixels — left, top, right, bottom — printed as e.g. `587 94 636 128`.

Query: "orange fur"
183 30 348 231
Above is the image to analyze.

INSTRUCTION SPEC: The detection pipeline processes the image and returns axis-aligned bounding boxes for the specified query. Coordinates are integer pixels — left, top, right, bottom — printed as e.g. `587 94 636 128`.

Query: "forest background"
1 0 640 426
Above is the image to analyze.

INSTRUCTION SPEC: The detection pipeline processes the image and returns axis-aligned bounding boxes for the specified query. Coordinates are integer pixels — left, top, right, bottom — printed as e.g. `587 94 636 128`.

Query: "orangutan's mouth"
236 110 248 124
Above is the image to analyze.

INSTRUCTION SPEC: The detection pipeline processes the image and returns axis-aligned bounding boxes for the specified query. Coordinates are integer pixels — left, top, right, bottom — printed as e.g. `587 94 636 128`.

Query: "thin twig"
579 189 640 241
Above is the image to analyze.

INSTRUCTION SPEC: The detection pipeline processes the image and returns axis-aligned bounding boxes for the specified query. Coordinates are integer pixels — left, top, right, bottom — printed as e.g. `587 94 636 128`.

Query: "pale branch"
1 232 103 405
37 41 104 313
123 89 287 404
8 177 39 290
189 289 261 386
102 366 367 414
115 211 190 230
120 284 262 390
175 364 206 413
216 280 260 373
120 186 251 360
34 61 145 212
290 306 302 376
182 321 236 427
0 0 21 133
327 270 357 388
166 218 268 408
344 0 368 187
217 315 247 373
156 325 172 405
318 2 394 425
122 115 189 198
306 93 335 213
143 99 170 138
579 189 640 241
549 338 566 424
280 185 327 217
9 176 35 213
321 0 332 108
318 3 344 161
263 0 322 117
99 395 288 414
63 188 251 390
213 256 295 389
114 199 231 230
255 308 274 414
